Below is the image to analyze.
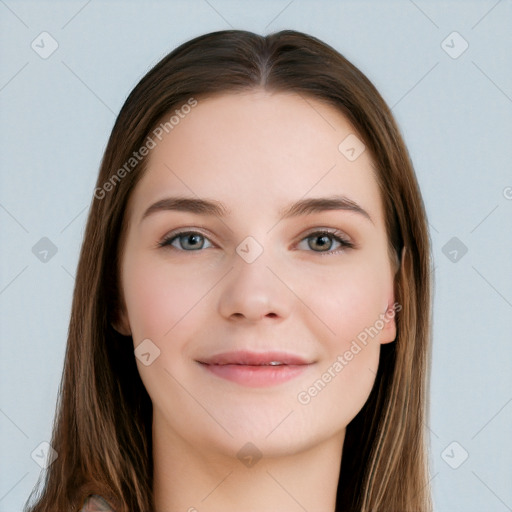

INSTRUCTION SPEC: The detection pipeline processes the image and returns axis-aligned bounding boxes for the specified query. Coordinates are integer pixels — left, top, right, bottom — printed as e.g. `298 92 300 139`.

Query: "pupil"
185 234 201 249
312 235 330 251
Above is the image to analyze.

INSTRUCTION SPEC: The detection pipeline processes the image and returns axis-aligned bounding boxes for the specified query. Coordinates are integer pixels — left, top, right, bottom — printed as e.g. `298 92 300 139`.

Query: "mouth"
196 350 314 388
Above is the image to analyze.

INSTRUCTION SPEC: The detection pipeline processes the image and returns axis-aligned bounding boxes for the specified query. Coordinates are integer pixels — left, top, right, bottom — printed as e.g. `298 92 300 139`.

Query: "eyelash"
156 228 355 255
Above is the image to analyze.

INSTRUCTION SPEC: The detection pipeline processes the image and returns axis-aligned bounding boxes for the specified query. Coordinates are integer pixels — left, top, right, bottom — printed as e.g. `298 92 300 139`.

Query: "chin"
193 408 341 459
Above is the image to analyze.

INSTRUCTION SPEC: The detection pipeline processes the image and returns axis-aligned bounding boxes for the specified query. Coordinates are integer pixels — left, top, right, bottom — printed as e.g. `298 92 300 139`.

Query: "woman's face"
116 90 397 458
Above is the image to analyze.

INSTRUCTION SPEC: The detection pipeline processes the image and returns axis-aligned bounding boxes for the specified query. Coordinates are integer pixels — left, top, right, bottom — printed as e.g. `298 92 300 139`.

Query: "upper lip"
198 350 312 366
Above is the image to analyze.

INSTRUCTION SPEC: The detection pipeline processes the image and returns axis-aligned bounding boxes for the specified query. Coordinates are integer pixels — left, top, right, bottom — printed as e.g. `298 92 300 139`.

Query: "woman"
25 29 433 512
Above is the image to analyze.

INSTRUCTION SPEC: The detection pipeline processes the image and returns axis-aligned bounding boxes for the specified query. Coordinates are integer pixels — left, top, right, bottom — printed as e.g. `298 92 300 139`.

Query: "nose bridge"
217 235 291 321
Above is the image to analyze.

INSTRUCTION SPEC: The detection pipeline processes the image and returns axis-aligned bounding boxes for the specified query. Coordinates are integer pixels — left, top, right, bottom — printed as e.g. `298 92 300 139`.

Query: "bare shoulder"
79 494 115 511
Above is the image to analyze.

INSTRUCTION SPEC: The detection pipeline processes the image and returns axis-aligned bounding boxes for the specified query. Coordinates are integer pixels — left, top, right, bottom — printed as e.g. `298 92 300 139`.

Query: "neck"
151 411 344 512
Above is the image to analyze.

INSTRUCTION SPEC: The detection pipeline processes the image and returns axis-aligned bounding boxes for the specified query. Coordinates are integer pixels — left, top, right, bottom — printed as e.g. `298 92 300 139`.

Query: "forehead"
127 90 384 227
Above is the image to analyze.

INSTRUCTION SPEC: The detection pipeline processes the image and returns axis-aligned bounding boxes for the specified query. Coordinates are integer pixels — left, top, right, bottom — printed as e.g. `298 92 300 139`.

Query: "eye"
157 230 354 254
158 228 354 255
297 230 354 255
158 231 213 251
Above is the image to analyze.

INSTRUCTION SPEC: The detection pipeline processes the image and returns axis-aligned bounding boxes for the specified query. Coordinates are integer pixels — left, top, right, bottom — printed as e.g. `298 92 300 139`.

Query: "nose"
217 249 292 323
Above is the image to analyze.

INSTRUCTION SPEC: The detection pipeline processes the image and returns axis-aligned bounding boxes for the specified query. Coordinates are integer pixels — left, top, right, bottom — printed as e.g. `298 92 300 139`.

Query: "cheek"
122 254 207 409
298 257 391 347
287 259 390 423
122 252 212 342
297 345 379 433
294 265 385 421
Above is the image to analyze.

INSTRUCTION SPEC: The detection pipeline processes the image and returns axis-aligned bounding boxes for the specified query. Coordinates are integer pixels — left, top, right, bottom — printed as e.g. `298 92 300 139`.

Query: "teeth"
267 361 283 366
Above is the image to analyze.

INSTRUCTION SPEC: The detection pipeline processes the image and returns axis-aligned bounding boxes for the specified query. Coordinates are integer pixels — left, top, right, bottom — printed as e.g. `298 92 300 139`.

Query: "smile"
196 350 314 388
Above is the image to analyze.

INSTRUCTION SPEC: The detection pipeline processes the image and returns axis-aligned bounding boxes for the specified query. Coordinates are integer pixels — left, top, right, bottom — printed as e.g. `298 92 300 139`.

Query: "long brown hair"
24 29 433 512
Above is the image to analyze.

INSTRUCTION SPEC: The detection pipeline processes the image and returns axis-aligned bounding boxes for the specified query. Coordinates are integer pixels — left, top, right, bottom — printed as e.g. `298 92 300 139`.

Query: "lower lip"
199 363 310 387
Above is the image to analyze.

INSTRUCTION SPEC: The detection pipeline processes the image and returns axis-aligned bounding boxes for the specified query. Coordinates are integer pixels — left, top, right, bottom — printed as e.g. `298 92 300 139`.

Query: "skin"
114 90 397 512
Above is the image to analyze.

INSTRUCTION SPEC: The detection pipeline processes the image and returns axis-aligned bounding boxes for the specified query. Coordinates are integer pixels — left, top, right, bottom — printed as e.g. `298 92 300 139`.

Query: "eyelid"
156 226 215 249
298 227 353 245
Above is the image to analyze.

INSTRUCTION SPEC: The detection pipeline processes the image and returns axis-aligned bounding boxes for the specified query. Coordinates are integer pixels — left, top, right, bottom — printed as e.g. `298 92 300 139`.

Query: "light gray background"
1 1 511 511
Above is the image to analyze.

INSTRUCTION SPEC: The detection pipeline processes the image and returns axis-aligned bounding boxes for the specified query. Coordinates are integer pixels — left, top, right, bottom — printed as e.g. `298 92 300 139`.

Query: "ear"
380 246 405 344
111 308 132 336
379 301 397 344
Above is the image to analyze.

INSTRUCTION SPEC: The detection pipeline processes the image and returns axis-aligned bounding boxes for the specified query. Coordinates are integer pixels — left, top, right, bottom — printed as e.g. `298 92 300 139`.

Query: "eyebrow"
140 195 373 224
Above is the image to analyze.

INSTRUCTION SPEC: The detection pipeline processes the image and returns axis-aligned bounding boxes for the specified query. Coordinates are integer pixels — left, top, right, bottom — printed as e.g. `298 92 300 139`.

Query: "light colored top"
79 494 115 511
